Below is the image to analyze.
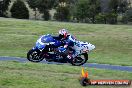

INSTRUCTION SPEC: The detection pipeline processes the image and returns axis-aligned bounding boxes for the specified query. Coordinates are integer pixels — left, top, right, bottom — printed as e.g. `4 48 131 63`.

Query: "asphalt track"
0 56 132 72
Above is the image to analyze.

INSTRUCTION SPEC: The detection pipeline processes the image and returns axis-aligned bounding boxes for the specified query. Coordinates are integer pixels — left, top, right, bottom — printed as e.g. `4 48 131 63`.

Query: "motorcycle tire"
71 53 88 66
27 49 43 62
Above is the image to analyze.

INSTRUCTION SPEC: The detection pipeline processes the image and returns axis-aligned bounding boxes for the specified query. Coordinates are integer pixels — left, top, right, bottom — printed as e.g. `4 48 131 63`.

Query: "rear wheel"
71 53 88 66
27 49 43 62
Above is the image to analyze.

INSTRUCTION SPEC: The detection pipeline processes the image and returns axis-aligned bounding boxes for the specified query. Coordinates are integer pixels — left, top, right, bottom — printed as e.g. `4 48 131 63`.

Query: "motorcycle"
27 34 95 66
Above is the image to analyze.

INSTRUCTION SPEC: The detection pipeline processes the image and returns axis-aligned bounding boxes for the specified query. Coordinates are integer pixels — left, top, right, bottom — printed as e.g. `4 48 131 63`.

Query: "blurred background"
0 0 132 24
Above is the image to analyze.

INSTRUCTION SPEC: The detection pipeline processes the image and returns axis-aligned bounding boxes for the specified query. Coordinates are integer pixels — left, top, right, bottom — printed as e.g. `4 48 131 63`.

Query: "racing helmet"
59 29 69 39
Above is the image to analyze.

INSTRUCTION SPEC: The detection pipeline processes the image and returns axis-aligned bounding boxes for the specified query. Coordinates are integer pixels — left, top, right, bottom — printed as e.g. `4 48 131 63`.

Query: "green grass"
0 61 132 88
0 18 132 88
0 17 132 66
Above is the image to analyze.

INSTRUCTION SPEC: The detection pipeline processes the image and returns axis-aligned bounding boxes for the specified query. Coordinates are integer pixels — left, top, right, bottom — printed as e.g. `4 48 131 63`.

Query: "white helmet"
59 29 69 39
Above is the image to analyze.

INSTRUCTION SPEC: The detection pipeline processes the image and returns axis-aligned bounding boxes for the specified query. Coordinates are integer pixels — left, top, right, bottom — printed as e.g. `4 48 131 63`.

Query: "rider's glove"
64 44 68 48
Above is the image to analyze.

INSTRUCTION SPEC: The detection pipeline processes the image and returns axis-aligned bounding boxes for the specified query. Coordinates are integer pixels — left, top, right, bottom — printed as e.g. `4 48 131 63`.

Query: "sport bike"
27 34 95 66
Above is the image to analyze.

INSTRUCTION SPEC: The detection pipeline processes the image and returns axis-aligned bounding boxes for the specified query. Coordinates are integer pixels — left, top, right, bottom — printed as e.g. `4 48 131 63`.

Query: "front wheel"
27 49 43 62
71 53 88 66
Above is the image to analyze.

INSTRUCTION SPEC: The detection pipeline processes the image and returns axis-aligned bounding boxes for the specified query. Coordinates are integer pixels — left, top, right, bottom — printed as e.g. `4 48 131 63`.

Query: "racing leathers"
53 34 76 61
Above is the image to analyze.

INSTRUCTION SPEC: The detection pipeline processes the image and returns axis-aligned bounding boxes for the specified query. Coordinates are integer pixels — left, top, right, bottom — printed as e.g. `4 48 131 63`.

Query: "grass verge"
0 61 132 88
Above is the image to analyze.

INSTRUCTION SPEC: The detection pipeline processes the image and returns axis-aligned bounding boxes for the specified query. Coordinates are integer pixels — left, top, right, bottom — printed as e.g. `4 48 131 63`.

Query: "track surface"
0 56 132 72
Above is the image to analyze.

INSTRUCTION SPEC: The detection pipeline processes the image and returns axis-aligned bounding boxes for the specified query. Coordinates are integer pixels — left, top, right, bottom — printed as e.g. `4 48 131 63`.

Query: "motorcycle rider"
37 29 76 62
53 29 76 62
